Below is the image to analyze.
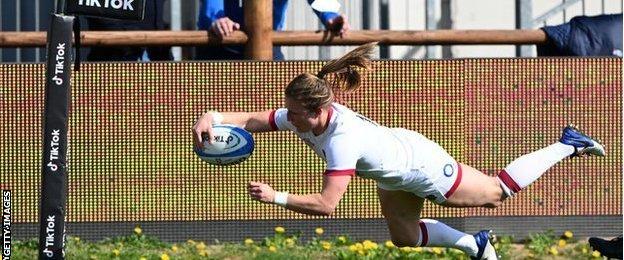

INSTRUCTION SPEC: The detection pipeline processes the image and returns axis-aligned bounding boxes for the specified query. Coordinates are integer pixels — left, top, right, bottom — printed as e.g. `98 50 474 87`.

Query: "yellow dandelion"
321 241 332 250
196 242 206 251
337 236 347 243
592 250 601 258
134 226 142 235
349 245 358 252
549 246 559 255
558 239 567 247
494 243 500 250
357 249 366 255
187 239 196 245
400 246 411 253
269 246 277 252
582 248 588 254
432 247 443 255
160 253 170 260
285 238 295 247
563 230 573 239
413 247 423 252
244 238 254 246
73 237 80 242
362 240 378 250
253 245 261 251
384 240 395 248
198 250 208 256
275 226 285 234
90 255 98 260
354 242 363 250
139 257 147 260
315 227 324 235
171 245 179 252
112 249 120 256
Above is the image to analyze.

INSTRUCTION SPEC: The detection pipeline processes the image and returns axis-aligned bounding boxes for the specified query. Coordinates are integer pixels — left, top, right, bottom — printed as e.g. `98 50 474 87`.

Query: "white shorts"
376 128 463 204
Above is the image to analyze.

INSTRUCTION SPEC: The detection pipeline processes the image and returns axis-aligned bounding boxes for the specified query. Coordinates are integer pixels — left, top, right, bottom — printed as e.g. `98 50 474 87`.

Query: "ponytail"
285 42 377 112
317 42 377 93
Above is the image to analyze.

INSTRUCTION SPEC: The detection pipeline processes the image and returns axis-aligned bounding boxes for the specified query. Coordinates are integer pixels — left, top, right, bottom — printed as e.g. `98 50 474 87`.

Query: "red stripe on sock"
444 163 463 199
418 221 428 246
497 170 522 193
268 110 278 131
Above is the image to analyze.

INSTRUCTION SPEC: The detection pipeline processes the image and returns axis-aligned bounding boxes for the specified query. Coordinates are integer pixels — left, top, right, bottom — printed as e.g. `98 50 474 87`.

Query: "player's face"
285 97 319 133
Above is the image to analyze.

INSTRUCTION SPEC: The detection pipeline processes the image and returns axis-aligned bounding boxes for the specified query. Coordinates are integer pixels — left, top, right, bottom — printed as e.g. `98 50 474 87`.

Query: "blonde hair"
285 42 376 112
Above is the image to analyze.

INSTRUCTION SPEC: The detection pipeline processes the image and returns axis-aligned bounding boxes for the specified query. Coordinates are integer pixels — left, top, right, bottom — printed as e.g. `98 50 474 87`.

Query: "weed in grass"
527 230 556 255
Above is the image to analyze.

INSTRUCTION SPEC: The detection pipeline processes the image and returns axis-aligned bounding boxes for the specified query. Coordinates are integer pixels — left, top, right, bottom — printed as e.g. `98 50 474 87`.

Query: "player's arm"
248 174 351 216
192 110 273 148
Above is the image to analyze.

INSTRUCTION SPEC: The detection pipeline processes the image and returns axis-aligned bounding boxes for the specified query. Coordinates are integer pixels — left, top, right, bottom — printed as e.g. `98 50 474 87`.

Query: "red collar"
326 106 334 125
314 106 333 136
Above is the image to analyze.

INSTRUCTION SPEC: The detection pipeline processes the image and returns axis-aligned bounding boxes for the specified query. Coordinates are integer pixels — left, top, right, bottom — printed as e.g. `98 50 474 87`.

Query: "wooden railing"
0 30 547 47
0 0 548 60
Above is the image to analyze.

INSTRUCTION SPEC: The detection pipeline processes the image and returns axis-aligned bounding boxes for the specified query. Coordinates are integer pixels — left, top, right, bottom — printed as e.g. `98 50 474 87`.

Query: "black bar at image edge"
38 13 73 260
2 190 11 259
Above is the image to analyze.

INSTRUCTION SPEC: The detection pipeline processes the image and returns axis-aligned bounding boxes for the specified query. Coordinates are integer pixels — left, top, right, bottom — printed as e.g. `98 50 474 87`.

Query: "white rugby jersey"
268 103 415 179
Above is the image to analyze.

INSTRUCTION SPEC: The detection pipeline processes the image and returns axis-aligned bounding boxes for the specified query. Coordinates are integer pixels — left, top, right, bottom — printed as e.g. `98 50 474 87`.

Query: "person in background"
196 0 350 60
85 0 172 61
539 15 622 260
537 13 622 57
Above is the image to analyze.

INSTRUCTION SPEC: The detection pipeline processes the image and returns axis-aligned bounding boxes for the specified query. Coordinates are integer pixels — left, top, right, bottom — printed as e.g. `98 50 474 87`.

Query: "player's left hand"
248 181 275 204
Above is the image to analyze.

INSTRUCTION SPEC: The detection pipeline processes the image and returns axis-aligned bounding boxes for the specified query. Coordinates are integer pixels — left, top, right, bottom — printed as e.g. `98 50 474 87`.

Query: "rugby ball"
194 124 255 166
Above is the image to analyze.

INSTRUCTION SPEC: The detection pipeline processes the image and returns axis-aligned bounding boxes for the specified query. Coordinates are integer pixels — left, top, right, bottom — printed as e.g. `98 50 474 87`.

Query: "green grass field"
11 227 605 259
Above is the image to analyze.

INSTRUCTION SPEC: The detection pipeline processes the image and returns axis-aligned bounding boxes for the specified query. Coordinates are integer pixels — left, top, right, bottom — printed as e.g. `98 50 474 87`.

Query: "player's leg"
441 163 505 208
443 125 605 207
377 188 425 246
378 188 497 259
496 125 604 197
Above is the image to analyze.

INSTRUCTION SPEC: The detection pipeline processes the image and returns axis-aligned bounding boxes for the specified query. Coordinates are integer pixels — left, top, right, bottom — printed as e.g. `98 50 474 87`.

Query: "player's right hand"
192 112 215 148
210 17 241 37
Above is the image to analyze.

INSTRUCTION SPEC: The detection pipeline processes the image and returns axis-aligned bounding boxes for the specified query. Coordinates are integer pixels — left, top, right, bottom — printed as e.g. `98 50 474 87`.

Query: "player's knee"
482 178 505 208
391 237 419 247
487 186 506 208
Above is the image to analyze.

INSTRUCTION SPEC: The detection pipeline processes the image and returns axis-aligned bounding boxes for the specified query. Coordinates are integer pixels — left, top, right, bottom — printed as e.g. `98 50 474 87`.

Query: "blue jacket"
198 0 340 31
538 14 622 56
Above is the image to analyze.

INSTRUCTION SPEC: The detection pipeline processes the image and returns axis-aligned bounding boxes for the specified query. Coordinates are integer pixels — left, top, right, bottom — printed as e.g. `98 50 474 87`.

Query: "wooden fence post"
244 0 273 60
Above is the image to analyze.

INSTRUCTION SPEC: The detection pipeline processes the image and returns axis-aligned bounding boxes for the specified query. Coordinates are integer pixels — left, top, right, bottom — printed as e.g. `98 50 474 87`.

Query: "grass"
10 227 606 259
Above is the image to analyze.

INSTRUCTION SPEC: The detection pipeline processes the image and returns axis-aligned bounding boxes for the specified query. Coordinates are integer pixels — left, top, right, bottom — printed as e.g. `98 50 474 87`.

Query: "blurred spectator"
85 0 172 61
537 13 622 57
196 0 350 60
589 235 623 259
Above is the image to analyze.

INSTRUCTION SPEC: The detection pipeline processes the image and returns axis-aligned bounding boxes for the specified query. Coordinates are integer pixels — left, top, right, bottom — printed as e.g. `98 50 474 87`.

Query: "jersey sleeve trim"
269 110 278 131
324 169 356 177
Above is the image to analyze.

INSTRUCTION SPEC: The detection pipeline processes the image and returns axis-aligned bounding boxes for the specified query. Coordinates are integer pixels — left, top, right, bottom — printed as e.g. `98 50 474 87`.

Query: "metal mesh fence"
2 58 621 241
